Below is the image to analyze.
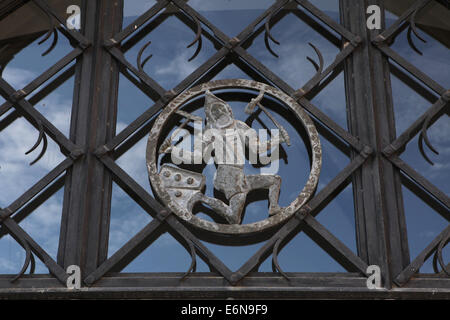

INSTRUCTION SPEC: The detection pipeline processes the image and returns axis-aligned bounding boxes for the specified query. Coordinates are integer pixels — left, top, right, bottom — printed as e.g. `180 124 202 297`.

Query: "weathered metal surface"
0 0 448 296
368 0 449 284
147 79 322 235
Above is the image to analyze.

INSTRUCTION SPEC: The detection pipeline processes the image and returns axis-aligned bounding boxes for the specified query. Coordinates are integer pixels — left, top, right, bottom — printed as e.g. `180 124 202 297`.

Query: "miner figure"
159 90 290 224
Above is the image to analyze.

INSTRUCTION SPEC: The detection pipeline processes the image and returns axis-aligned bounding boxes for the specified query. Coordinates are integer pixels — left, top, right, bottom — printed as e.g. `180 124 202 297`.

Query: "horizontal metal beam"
0 273 448 299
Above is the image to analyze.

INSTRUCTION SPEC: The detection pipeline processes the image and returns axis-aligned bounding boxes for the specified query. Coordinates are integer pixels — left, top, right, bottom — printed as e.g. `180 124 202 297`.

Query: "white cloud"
115 132 150 189
154 232 177 247
0 67 72 271
108 207 150 254
0 256 17 272
154 46 200 83
2 67 35 89
0 96 70 207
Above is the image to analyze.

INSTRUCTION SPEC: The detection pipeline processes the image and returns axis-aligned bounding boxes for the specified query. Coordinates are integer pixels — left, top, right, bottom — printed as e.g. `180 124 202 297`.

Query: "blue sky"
0 0 448 276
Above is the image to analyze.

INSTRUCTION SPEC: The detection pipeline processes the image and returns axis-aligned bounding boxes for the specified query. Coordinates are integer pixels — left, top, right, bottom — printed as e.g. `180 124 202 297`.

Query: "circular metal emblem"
147 79 321 236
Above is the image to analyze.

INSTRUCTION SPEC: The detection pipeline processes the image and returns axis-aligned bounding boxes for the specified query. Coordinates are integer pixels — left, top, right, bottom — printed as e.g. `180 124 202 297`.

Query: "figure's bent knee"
268 174 281 186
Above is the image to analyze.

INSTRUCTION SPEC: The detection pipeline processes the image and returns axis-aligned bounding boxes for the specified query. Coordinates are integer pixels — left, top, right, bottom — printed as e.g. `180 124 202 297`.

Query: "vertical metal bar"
57 0 123 276
340 0 410 289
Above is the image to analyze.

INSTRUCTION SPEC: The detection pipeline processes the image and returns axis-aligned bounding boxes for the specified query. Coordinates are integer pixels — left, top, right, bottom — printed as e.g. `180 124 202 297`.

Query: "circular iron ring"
147 79 322 236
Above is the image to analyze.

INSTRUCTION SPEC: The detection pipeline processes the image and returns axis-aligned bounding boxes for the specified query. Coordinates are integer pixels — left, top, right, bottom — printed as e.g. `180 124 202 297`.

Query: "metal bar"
238 5 290 51
0 49 81 116
376 44 446 96
171 47 228 93
0 65 76 129
395 225 450 286
291 9 341 48
233 150 370 283
384 98 447 154
98 155 165 214
113 118 155 160
31 0 90 47
0 78 80 155
389 62 437 104
119 68 161 102
57 0 123 275
0 175 66 239
84 219 165 285
171 0 229 44
107 46 166 98
236 0 289 41
303 214 369 274
19 48 82 97
311 115 351 157
295 0 359 42
388 156 450 208
233 218 301 283
120 11 173 53
297 41 358 98
233 46 293 93
97 155 234 282
308 149 371 214
229 46 365 153
0 110 16 131
341 0 411 289
98 100 164 155
296 97 365 152
0 279 449 299
400 174 449 221
2 218 68 284
110 0 169 44
376 0 432 43
0 158 72 221
99 47 228 154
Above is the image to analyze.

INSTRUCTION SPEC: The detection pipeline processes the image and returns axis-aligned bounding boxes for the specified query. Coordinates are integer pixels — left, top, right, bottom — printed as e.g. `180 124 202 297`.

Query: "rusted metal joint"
70 147 85 160
156 209 171 222
3 207 12 216
383 144 397 158
350 36 362 47
77 39 91 50
292 88 306 100
0 207 12 223
361 145 374 158
441 89 450 102
104 38 119 48
295 205 311 221
94 145 110 158
10 89 26 102
161 89 177 104
372 34 386 45
230 272 243 286
225 37 240 50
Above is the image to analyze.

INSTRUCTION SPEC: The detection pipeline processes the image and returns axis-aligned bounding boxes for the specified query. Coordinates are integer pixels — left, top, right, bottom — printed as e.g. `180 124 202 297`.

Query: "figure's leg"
246 174 282 216
228 193 247 224
187 192 238 224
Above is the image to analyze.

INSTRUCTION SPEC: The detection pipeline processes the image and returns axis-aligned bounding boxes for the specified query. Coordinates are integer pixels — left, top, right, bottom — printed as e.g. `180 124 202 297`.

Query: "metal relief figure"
148 79 322 235
158 90 291 225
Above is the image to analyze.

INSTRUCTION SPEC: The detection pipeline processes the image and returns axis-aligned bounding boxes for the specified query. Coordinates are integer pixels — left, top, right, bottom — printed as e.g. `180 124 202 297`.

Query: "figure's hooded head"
204 90 234 129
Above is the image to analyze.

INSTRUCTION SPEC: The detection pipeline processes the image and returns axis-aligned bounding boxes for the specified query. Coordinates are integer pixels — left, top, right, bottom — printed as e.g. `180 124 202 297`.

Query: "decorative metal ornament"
147 79 321 236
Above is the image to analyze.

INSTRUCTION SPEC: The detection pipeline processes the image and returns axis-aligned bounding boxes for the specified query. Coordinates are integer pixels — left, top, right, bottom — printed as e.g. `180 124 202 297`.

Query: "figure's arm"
236 121 284 154
159 131 214 164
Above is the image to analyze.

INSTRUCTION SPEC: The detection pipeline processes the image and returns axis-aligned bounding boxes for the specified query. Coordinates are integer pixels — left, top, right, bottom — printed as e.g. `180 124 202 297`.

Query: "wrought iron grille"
0 0 448 299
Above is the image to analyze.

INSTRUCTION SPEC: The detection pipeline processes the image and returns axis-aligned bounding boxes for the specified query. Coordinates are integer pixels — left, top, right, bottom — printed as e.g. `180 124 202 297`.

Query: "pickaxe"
244 90 291 146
